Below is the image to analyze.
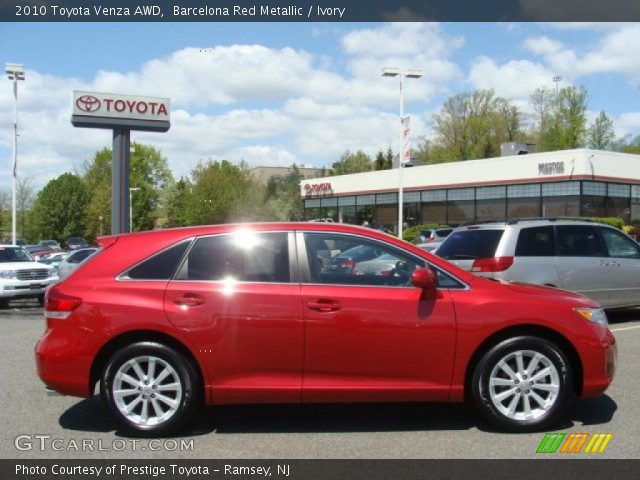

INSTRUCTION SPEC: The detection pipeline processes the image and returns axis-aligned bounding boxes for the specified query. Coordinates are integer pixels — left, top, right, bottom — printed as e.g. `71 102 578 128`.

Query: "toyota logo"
76 95 101 113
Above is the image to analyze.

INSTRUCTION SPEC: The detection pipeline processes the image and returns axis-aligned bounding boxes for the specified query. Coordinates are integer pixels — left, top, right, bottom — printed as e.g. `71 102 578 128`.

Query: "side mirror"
411 267 437 290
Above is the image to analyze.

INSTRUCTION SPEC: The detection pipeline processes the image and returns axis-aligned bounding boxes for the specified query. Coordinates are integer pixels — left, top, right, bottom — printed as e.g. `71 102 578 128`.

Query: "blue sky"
1 22 639 189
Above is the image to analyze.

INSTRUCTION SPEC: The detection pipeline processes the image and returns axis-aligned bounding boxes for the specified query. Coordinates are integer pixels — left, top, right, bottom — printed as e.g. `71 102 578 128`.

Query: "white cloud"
523 36 564 56
468 56 556 100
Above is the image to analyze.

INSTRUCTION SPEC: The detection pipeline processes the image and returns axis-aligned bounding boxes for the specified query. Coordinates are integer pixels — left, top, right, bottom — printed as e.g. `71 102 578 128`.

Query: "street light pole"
129 187 140 232
5 63 25 245
382 67 422 239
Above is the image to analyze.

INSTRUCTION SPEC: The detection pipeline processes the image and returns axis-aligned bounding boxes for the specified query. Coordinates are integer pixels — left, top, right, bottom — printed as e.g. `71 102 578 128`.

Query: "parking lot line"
610 325 640 332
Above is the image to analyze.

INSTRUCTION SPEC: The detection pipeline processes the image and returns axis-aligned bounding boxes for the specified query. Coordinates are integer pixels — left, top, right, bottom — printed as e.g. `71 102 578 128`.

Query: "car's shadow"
59 394 617 437
606 308 640 324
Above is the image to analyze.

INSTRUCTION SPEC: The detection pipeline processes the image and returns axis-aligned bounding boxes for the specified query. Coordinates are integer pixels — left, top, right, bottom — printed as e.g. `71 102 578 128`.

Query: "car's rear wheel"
100 342 201 436
471 336 573 432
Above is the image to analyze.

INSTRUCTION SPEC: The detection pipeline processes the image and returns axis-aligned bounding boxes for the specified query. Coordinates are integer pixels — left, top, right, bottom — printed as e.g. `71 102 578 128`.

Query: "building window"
320 197 338 207
448 188 475 201
356 205 375 226
356 194 376 206
476 199 506 222
632 185 640 199
376 192 398 204
339 205 356 224
606 197 630 223
305 199 321 208
543 196 580 217
608 184 631 198
476 186 506 200
403 191 421 203
447 200 474 225
422 190 446 202
542 181 580 196
507 184 541 198
421 202 447 225
337 196 356 206
582 181 607 196
507 198 541 218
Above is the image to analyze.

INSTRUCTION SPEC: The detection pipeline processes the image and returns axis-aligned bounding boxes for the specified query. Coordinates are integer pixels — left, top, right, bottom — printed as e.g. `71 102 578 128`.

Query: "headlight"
574 307 608 327
0 270 17 280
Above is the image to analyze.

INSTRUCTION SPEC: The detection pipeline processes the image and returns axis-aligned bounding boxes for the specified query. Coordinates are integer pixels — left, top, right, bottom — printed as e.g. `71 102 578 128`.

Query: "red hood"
501 281 598 306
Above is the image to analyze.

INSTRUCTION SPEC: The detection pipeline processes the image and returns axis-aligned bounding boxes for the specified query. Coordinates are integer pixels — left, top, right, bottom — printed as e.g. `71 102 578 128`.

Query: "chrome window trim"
116 238 194 282
173 230 295 284
297 230 470 291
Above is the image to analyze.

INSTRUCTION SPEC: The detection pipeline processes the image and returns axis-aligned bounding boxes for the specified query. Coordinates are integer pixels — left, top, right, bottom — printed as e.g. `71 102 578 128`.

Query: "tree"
374 148 393 170
534 85 588 151
588 111 616 150
263 165 305 221
615 134 640 155
29 173 90 243
330 150 373 175
431 89 524 161
183 159 261 225
82 143 174 238
16 176 36 241
165 177 192 228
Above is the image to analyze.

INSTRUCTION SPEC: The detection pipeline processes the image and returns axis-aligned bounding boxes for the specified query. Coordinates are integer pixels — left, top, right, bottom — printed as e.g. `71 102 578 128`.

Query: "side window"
303 232 425 287
515 226 555 257
556 226 605 257
177 232 289 283
600 228 640 259
126 240 191 280
68 249 95 264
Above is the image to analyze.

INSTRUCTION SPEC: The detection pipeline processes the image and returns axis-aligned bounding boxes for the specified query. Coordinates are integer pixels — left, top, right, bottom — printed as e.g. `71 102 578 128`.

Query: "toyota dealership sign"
71 91 170 132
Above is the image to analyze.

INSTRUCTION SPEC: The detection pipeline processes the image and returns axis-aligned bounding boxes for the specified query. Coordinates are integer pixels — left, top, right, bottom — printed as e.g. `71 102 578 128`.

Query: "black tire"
100 341 201 437
471 336 573 433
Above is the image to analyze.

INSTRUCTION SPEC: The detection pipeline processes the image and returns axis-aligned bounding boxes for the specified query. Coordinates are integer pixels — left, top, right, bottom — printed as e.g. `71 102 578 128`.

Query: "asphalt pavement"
1 301 638 459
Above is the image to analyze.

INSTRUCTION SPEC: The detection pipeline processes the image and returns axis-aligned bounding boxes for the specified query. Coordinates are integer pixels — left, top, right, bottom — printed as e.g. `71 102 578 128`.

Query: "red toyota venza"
36 223 616 436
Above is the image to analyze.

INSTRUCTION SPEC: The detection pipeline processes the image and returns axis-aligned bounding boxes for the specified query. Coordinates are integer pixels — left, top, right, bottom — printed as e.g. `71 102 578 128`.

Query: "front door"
164 231 303 404
298 232 457 403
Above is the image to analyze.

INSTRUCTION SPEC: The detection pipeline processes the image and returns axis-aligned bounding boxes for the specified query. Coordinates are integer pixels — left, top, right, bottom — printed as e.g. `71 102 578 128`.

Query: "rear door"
164 231 304 404
598 227 640 307
554 225 611 305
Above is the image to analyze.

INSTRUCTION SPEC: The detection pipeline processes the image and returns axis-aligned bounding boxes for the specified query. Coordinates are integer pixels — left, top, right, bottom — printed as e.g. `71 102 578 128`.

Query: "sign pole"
112 129 130 235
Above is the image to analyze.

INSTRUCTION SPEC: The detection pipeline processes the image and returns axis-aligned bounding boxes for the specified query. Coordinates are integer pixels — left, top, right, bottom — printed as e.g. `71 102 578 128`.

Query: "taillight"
45 287 82 320
471 257 514 273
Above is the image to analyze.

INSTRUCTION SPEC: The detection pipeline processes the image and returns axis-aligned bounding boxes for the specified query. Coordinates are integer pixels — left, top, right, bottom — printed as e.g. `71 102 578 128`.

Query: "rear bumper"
35 323 95 398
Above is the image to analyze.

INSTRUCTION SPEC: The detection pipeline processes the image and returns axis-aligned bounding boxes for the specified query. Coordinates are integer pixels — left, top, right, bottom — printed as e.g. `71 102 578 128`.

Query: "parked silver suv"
436 218 640 309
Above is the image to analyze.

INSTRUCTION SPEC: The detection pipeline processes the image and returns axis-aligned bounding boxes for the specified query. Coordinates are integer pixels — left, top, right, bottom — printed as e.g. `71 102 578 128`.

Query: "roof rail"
458 219 503 227
505 217 597 225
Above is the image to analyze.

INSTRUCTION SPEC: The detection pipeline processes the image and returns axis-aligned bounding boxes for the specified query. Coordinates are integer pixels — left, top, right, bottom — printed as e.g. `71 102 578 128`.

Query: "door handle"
174 293 206 307
307 299 341 312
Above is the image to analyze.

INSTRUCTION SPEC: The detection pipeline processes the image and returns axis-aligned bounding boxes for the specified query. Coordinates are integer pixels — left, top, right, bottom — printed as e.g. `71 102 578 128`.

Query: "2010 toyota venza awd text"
36 223 616 436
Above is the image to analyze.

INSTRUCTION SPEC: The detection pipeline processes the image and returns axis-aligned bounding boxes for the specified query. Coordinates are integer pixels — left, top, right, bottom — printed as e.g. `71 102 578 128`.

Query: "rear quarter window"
436 229 504 260
125 240 191 280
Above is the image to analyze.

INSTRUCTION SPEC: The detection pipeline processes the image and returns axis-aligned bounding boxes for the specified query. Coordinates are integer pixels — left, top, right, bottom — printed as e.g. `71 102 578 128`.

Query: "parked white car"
0 245 58 306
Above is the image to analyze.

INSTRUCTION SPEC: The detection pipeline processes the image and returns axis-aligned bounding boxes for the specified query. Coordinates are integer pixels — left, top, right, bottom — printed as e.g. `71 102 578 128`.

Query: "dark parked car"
65 237 88 251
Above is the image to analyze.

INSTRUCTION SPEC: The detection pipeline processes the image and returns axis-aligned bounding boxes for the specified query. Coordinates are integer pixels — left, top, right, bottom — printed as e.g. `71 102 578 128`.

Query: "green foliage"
591 217 625 230
262 165 305 221
431 89 524 162
330 150 373 175
83 143 173 237
402 223 445 244
374 148 393 170
29 173 90 243
615 134 640 154
588 111 615 150
535 86 588 151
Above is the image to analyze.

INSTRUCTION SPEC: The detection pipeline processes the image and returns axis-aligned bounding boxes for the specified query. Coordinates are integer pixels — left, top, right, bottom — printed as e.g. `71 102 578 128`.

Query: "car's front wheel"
472 336 573 432
100 341 201 436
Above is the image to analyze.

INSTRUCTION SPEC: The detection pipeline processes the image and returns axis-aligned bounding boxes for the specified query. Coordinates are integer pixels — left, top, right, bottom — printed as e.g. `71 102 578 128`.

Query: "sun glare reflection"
221 276 238 296
231 228 262 250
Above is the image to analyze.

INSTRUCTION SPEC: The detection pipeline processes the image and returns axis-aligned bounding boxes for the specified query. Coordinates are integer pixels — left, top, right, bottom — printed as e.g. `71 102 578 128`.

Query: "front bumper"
580 326 617 398
0 278 57 299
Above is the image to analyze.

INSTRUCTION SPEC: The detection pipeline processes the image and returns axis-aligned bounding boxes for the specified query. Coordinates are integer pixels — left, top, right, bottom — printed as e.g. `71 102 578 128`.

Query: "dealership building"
300 148 640 233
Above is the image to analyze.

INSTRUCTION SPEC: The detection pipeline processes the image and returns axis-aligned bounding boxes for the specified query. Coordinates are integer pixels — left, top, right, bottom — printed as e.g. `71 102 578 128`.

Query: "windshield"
0 247 33 263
